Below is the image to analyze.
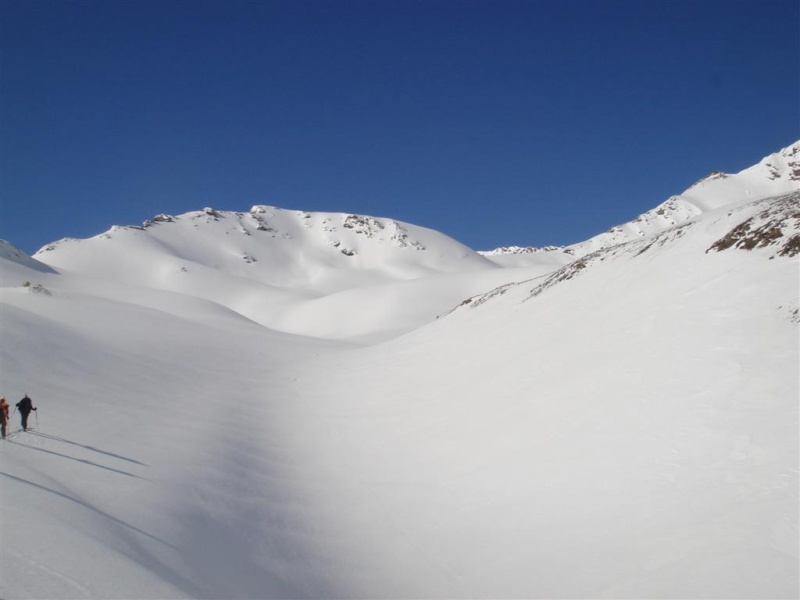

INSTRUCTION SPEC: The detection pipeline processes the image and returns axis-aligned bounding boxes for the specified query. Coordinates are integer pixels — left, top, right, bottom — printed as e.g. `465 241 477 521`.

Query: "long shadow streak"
27 431 149 466
0 472 177 550
9 440 148 480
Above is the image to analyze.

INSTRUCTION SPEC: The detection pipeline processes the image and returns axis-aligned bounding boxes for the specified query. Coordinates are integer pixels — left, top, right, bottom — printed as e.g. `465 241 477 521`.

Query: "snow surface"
1 142 799 599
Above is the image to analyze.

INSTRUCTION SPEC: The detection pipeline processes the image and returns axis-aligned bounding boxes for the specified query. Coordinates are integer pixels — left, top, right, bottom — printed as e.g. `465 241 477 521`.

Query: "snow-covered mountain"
30 206 568 341
485 141 800 260
1 142 798 599
37 206 495 289
568 141 799 257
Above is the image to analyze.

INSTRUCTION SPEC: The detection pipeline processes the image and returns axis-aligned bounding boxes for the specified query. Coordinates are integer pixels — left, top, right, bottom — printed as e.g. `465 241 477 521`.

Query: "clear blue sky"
2 0 798 254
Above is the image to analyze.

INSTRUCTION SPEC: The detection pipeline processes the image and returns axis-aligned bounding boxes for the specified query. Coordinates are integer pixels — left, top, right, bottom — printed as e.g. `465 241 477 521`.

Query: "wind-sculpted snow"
1 142 798 599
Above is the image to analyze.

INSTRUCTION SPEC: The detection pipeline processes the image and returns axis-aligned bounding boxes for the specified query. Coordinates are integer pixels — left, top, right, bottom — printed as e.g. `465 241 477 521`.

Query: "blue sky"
2 0 798 254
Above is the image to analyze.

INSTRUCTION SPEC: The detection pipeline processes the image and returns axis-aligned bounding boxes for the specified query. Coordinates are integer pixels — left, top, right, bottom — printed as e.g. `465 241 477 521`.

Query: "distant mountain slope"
455 189 800 319
30 207 556 341
479 245 576 268
35 206 495 291
483 141 799 260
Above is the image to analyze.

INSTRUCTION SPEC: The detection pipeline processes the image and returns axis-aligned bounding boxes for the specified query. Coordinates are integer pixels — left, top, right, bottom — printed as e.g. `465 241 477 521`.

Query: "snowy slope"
288 189 799 598
1 142 798 599
0 263 351 598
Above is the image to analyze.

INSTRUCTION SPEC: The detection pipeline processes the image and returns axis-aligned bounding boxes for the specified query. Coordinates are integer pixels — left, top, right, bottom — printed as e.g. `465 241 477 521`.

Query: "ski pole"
35 409 39 429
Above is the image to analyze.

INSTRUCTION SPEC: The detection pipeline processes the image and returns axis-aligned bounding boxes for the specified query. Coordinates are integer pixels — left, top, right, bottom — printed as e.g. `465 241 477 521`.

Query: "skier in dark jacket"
16 394 36 431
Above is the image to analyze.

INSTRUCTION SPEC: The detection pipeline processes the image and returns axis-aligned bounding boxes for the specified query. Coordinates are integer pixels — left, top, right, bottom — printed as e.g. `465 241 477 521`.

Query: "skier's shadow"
1 472 176 549
27 431 149 467
11 441 148 480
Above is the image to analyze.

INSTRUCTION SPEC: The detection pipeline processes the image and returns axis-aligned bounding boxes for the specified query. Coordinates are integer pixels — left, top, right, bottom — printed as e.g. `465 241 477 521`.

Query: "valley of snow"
1 142 798 599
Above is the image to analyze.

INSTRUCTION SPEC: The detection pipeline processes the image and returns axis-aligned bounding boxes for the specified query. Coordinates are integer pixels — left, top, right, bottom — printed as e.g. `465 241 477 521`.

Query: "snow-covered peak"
568 140 800 257
735 139 799 183
36 205 494 291
32 206 506 341
681 140 800 209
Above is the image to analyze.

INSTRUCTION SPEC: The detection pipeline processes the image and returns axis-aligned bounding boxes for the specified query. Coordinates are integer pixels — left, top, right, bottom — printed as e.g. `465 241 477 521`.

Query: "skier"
0 397 9 438
16 394 36 432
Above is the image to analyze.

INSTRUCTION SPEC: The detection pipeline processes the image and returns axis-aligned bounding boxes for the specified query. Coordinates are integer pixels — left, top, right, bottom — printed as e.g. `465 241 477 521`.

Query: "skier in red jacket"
0 397 9 439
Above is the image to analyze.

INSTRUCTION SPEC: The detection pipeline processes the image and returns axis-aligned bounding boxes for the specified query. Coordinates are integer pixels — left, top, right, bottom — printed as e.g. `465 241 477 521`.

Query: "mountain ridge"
28 141 800 266
4 140 794 341
451 189 800 320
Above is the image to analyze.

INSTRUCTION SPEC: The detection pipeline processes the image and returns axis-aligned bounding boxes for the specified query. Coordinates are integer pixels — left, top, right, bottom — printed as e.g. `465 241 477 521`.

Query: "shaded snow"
0 240 56 283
